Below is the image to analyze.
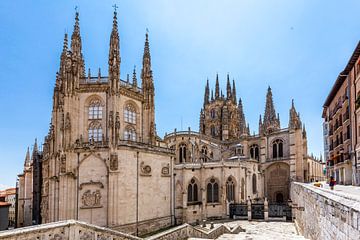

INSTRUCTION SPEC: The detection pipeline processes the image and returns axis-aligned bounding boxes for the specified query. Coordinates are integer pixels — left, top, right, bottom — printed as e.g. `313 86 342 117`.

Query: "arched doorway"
264 163 290 203
275 192 284 203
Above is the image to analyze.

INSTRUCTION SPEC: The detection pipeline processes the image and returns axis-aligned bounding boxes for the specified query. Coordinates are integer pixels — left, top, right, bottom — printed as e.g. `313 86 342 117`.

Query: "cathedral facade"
17 10 319 235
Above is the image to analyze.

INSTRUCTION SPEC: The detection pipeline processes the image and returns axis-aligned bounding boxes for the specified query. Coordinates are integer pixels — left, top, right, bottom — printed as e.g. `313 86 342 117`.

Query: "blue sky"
1 0 360 188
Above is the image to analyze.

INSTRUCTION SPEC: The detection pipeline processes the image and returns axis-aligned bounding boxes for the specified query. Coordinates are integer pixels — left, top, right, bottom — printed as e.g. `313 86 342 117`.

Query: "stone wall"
290 182 360 240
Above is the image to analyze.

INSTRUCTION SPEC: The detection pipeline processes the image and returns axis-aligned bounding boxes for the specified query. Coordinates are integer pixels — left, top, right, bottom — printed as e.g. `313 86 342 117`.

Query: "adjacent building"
323 41 360 186
0 188 16 228
16 9 320 234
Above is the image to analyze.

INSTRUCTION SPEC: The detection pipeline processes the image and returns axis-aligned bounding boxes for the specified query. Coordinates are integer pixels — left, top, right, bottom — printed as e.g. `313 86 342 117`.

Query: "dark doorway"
276 193 284 203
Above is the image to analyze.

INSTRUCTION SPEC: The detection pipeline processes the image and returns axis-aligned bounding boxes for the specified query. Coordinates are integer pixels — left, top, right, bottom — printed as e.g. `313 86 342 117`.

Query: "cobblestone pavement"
189 220 307 240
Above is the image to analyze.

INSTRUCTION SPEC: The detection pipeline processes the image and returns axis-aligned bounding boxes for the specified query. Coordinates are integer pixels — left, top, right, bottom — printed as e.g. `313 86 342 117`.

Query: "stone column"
247 197 252 221
264 198 269 221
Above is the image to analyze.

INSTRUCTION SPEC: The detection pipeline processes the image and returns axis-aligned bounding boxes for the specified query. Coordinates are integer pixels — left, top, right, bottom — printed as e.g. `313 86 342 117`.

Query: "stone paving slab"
189 220 308 240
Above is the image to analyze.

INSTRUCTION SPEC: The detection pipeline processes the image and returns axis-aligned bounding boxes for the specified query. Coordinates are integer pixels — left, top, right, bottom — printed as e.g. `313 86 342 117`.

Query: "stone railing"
0 220 243 240
145 223 243 240
290 182 360 240
0 220 141 240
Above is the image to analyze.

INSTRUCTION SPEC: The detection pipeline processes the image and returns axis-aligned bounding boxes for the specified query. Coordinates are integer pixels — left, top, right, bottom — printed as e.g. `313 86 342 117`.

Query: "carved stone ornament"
81 189 102 208
110 153 118 171
79 180 104 190
140 161 151 176
161 163 170 177
49 233 65 240
79 231 95 240
65 112 71 129
60 154 66 173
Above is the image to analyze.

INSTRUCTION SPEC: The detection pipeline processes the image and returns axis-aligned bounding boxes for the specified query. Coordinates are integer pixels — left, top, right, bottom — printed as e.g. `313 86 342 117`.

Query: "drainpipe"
136 151 139 236
77 152 80 220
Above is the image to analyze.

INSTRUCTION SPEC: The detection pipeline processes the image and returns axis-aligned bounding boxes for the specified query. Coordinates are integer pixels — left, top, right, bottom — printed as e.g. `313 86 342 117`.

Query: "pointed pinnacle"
63 33 68 51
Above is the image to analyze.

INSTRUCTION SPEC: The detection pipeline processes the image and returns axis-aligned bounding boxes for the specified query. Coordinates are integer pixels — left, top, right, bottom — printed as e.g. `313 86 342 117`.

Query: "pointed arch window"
250 144 259 160
124 126 136 141
226 177 235 202
272 139 284 158
210 109 216 119
179 143 187 163
88 121 102 142
207 178 219 203
124 104 136 124
211 126 216 137
88 99 103 119
201 146 208 162
187 178 198 203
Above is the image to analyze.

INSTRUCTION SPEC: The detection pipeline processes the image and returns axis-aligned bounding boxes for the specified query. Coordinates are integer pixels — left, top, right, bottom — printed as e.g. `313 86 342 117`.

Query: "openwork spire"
215 73 220 99
132 66 138 88
263 86 280 133
108 9 121 93
33 138 38 153
24 147 30 166
238 98 247 136
71 12 82 57
302 124 307 138
141 31 152 81
59 33 68 79
70 10 85 78
203 79 210 106
232 79 237 104
226 74 231 100
289 99 301 129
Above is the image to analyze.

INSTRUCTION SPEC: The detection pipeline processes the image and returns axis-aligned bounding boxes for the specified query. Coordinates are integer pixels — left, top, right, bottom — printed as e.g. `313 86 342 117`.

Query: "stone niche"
78 155 108 227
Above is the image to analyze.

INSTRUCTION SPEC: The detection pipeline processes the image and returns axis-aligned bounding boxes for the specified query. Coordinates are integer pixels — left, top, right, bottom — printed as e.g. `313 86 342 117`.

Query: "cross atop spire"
112 4 118 13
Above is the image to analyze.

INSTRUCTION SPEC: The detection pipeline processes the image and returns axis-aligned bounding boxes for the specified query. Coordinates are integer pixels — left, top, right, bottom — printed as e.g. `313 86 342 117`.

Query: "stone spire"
215 74 220 99
259 114 263 135
263 86 280 133
232 79 237 104
57 33 68 91
211 89 214 101
31 138 39 162
302 124 307 138
141 32 152 83
238 98 247 136
108 9 121 94
288 99 301 130
141 31 156 144
70 11 85 78
132 66 138 88
226 74 231 100
59 33 68 69
204 79 210 107
33 138 38 153
24 147 30 167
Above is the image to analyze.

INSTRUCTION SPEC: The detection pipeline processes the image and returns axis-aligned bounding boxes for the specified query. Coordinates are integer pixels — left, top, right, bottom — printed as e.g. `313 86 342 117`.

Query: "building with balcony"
0 188 16 228
323 41 360 186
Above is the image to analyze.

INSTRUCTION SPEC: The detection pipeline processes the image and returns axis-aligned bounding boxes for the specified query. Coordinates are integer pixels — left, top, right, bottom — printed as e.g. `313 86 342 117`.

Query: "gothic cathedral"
17 10 312 235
